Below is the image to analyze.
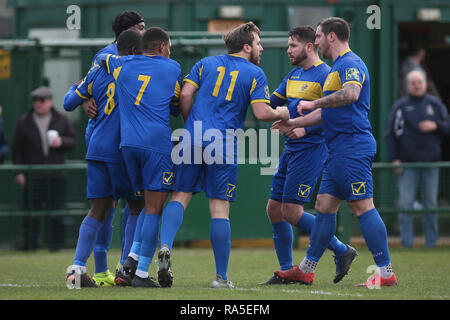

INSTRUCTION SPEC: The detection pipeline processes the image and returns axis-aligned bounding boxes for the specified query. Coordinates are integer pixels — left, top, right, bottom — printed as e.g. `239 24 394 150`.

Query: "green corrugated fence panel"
1 161 450 249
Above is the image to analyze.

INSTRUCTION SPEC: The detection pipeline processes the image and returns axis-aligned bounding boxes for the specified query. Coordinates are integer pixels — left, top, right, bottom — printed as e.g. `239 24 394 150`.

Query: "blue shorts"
173 161 238 202
270 144 327 205
86 160 140 200
318 153 375 201
121 146 174 193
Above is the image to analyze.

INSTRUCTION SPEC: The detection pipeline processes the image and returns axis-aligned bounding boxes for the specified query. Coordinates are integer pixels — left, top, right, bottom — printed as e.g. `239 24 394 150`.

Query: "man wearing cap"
12 86 78 251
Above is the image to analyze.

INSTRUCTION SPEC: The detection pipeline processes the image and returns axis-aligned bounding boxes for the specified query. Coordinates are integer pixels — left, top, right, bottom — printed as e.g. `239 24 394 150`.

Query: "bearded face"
287 36 309 66
248 32 263 65
315 26 331 59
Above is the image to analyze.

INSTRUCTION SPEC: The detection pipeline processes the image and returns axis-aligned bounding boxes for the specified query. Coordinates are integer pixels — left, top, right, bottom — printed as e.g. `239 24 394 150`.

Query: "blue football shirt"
322 50 376 155
63 64 122 162
183 54 271 151
271 61 330 152
98 53 182 155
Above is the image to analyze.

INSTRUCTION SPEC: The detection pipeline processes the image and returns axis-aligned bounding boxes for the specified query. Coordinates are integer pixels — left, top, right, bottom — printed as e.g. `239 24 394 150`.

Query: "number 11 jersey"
183 54 271 143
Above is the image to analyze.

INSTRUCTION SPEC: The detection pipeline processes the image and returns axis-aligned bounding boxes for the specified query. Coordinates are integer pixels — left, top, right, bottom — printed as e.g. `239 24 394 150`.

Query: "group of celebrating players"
65 10 397 289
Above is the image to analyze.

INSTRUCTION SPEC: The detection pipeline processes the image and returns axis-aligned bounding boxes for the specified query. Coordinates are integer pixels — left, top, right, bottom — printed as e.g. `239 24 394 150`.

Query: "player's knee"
281 203 303 225
266 200 283 222
170 191 191 210
128 200 144 215
348 198 375 217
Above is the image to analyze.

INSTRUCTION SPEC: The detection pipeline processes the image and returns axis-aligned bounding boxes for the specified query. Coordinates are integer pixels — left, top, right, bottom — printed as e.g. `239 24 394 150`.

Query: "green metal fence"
0 161 449 250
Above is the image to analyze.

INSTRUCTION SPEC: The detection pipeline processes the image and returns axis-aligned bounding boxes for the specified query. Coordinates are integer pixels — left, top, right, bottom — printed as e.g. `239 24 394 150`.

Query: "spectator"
386 70 450 247
399 40 440 99
0 106 7 163
12 86 78 251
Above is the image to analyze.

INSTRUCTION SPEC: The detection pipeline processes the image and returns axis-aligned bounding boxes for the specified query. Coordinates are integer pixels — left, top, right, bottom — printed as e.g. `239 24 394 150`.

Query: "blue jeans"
397 167 439 247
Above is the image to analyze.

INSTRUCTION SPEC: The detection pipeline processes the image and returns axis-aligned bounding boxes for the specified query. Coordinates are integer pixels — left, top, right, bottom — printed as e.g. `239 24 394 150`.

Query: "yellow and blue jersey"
81 42 118 147
322 50 376 155
92 42 117 66
98 53 182 155
183 54 271 144
271 61 330 152
63 64 123 163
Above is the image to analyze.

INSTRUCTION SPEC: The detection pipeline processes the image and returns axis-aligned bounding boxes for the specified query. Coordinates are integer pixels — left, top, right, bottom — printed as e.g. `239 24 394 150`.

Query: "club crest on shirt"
264 85 270 100
345 68 360 81
300 83 308 93
426 105 435 116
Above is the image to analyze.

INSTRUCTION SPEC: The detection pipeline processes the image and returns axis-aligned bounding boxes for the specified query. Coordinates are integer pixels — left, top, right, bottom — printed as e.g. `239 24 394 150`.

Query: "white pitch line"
281 288 364 297
0 283 40 288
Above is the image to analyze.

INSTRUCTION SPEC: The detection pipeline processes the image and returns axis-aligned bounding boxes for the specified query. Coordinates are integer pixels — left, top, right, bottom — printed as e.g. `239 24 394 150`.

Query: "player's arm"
251 71 289 121
63 77 93 112
272 108 322 135
252 102 290 122
179 81 197 121
96 53 122 75
170 75 182 118
298 83 361 115
269 74 288 109
270 91 287 109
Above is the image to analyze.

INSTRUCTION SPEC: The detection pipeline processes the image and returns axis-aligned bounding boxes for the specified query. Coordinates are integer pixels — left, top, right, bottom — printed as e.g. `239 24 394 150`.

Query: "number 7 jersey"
183 54 271 140
99 53 182 155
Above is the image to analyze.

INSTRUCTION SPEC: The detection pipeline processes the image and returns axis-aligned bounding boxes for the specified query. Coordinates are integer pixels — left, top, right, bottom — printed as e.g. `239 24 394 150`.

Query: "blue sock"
120 213 138 265
136 214 161 274
210 218 231 280
295 212 348 258
120 204 130 259
160 201 184 251
73 216 102 267
359 208 391 267
306 212 336 262
129 208 145 258
93 208 115 273
272 221 293 271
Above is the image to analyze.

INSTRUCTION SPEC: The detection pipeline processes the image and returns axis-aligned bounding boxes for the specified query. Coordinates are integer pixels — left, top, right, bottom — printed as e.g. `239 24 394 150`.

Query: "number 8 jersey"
98 53 182 155
63 64 123 163
183 54 271 141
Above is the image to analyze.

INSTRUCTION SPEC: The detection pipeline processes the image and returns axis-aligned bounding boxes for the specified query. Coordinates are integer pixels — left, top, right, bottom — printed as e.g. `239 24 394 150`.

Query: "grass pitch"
0 246 449 301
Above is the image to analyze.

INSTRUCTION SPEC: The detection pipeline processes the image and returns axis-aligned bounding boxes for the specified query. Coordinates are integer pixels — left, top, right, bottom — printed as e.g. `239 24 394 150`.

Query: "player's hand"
418 120 437 132
297 100 316 116
82 98 98 119
275 106 290 121
285 128 306 140
271 119 296 135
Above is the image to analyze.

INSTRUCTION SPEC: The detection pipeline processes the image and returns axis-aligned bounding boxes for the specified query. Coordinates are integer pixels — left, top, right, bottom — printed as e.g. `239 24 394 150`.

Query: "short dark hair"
142 27 170 52
289 26 317 50
112 11 144 39
317 17 350 42
223 21 260 54
117 30 142 55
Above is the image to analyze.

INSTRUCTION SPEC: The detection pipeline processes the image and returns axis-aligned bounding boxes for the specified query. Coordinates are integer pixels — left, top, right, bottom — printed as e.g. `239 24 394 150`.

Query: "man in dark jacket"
386 70 450 247
13 86 78 251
